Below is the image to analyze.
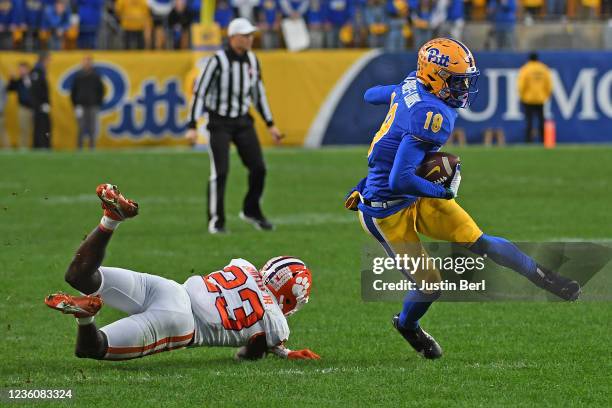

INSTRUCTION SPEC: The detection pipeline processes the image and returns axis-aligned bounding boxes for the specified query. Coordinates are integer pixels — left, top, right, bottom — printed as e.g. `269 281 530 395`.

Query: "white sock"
100 216 121 231
76 316 95 326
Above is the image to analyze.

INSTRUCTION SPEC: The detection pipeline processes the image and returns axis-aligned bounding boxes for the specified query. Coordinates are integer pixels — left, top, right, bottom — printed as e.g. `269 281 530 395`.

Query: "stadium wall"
314 51 612 145
1 51 611 149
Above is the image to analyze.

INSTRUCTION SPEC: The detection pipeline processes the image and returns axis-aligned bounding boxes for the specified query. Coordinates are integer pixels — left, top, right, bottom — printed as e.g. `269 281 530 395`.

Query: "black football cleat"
392 314 442 360
239 211 274 231
533 265 581 301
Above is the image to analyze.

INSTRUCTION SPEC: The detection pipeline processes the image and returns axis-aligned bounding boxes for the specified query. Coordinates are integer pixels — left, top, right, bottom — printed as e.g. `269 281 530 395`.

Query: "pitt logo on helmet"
427 48 450 68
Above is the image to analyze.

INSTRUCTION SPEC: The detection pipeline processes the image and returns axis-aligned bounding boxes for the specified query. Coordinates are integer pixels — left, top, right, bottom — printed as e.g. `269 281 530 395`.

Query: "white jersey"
183 259 290 348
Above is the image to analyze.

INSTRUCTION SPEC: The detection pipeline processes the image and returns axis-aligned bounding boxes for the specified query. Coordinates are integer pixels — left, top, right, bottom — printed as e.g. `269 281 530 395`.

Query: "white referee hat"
227 18 258 37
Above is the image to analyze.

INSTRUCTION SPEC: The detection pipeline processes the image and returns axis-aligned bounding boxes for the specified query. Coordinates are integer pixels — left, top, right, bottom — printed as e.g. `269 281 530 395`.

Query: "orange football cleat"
96 183 139 221
45 293 103 318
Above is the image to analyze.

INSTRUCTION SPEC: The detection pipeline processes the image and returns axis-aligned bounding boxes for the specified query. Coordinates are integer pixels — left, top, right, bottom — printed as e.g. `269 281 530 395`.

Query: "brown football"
415 152 460 187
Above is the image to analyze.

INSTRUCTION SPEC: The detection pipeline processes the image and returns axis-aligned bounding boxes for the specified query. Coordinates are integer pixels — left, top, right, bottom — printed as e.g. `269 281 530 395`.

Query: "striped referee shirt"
188 47 274 129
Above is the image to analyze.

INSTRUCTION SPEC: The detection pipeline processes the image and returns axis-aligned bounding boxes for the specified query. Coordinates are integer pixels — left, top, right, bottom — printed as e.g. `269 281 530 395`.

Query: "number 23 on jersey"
205 266 265 331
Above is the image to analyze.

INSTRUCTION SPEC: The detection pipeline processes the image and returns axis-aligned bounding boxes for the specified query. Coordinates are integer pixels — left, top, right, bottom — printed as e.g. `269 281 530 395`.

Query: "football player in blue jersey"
346 38 580 359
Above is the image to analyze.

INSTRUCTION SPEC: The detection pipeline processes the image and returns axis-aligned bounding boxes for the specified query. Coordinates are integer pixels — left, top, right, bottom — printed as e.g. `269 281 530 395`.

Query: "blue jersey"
0 0 22 28
357 71 457 218
261 0 280 25
306 0 326 24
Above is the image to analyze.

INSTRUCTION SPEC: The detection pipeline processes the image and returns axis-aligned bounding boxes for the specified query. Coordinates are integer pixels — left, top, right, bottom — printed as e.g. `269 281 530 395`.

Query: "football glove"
445 163 461 199
287 349 321 360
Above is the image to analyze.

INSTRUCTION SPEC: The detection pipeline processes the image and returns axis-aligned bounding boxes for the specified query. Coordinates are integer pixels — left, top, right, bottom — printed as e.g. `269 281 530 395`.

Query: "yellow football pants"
359 198 482 292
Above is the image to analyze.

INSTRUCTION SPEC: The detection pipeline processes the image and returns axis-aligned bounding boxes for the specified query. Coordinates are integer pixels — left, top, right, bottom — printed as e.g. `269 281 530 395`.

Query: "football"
415 152 460 187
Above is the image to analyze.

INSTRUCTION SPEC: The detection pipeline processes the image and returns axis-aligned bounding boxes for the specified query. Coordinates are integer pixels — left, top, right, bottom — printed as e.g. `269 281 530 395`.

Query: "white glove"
447 164 461 199
41 103 50 114
75 105 83 118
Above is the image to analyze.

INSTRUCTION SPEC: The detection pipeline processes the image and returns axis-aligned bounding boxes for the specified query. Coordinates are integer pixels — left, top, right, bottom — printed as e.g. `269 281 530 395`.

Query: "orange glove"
287 349 321 360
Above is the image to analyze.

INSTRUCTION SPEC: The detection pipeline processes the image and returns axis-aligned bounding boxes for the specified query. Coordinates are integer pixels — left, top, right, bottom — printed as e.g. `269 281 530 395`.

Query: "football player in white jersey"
45 184 320 361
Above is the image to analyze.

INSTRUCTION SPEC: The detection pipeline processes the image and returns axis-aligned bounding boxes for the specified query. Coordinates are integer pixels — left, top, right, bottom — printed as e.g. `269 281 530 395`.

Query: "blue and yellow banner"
0 50 369 150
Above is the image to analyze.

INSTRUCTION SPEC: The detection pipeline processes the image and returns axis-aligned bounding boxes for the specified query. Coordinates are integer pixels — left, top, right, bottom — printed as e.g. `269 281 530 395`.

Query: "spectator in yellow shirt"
517 52 553 143
522 0 543 23
115 0 151 49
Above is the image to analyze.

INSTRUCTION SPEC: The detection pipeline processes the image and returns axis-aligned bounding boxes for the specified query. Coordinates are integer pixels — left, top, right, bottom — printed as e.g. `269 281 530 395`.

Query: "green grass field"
1 146 611 407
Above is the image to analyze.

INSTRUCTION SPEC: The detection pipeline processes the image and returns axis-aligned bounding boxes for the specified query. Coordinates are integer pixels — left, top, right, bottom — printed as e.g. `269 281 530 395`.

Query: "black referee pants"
206 114 266 230
523 103 544 143
33 111 51 149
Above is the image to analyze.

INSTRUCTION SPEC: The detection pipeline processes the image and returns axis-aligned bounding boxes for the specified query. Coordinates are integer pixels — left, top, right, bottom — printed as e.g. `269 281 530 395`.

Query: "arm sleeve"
388 135 449 198
364 85 396 105
188 56 218 129
253 57 274 127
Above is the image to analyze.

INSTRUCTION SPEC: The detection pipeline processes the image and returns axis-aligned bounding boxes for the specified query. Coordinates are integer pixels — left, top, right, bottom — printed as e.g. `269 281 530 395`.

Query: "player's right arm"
364 85 397 105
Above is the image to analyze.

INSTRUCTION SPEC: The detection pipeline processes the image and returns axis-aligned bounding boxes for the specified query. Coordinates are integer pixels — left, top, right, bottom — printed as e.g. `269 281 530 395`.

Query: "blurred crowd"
0 0 611 52
0 0 196 50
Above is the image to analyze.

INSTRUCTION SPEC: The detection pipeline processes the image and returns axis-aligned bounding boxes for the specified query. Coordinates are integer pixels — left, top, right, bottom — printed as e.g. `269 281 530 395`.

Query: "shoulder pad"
406 103 453 145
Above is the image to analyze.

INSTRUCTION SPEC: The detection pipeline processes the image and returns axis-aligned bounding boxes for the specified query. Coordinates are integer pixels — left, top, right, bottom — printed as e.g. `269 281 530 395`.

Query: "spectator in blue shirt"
326 0 353 48
21 0 52 50
41 0 71 50
0 0 22 49
76 0 103 49
385 0 408 51
364 0 386 48
306 0 326 48
488 0 516 50
215 0 234 37
259 0 281 49
439 0 464 41
411 0 432 50
189 0 200 22
351 0 368 47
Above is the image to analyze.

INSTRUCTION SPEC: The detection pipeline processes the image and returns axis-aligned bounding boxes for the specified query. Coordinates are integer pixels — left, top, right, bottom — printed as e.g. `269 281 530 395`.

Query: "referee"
186 18 283 234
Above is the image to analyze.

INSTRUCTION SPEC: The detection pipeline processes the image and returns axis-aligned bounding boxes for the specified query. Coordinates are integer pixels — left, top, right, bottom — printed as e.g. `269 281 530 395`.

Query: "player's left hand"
269 126 284 145
446 163 462 199
287 349 321 360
